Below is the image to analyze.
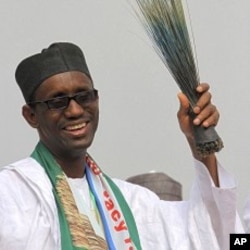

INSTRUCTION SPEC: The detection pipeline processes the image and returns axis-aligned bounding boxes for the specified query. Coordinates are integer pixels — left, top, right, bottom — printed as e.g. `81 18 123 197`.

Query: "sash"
31 141 142 250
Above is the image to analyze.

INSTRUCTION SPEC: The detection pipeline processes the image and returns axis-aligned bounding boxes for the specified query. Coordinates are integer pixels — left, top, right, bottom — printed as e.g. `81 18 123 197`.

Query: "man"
0 42 243 250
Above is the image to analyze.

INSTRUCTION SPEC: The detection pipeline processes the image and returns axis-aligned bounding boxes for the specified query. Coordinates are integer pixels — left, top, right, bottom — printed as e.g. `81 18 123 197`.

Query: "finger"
202 111 220 127
193 91 212 114
193 104 219 127
177 92 189 117
196 83 210 93
193 83 211 113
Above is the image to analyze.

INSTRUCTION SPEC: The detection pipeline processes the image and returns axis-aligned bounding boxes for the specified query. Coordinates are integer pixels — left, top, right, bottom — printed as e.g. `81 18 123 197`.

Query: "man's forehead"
35 71 93 98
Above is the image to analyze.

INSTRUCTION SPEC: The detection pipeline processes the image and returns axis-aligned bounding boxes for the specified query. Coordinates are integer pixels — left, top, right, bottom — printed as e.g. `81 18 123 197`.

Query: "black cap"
15 42 92 103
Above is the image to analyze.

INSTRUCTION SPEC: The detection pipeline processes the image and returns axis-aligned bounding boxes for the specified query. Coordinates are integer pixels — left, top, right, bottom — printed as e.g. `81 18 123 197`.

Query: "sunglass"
28 89 98 110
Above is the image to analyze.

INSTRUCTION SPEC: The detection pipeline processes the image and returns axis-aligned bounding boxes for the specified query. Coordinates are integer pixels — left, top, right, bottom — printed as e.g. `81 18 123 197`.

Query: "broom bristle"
134 0 223 157
135 0 199 107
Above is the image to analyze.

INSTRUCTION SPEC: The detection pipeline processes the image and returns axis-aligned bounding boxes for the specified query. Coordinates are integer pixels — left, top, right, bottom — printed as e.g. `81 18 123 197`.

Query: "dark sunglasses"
28 89 98 110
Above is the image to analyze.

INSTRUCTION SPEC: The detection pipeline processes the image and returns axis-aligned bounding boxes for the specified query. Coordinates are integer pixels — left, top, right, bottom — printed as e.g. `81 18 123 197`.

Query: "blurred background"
0 0 250 215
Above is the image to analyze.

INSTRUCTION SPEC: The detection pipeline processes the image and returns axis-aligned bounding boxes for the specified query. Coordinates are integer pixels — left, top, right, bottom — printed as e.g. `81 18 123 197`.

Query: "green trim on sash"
104 173 142 250
31 142 85 250
30 141 142 250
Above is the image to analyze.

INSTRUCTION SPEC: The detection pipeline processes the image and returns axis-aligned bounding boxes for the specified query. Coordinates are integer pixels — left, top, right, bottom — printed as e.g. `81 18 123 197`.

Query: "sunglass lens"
48 97 68 109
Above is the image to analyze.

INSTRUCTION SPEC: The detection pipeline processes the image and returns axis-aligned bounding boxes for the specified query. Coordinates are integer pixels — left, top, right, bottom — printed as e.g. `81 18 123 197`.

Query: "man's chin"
70 138 94 151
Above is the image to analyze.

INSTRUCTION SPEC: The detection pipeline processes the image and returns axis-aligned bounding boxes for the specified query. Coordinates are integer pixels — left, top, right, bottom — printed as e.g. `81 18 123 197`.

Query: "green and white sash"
31 141 142 250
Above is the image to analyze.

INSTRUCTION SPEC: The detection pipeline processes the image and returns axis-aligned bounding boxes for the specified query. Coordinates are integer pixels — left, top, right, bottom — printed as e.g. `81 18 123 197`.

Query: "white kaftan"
243 195 250 233
0 157 243 250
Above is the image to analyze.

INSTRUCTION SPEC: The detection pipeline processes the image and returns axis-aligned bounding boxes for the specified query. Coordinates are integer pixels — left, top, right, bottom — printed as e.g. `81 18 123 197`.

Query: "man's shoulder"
0 157 53 199
111 177 160 201
0 157 46 181
2 157 41 169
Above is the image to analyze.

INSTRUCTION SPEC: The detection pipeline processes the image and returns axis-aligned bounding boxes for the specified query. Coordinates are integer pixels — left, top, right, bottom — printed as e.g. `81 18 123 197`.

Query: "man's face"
28 71 99 158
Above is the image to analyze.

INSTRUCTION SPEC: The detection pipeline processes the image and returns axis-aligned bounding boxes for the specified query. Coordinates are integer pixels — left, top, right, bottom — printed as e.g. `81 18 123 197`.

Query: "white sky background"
1 0 250 215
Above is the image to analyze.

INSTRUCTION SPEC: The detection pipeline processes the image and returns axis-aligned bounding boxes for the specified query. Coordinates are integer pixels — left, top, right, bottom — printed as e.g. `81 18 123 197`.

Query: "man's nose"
64 99 85 117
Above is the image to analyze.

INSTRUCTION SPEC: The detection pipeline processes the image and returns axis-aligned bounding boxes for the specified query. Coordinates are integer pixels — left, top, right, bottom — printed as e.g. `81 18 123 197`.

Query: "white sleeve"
0 159 60 250
243 194 250 233
116 159 244 250
187 159 245 250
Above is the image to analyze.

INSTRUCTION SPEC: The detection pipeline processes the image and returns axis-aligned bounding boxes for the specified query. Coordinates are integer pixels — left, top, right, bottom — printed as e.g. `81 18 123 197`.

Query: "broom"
133 0 223 157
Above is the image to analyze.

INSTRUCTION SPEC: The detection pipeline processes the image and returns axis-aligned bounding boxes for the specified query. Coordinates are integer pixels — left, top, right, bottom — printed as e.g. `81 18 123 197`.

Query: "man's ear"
22 105 39 128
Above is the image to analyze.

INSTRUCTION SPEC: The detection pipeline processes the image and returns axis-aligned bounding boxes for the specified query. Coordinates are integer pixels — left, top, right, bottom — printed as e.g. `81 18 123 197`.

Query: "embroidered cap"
15 42 92 103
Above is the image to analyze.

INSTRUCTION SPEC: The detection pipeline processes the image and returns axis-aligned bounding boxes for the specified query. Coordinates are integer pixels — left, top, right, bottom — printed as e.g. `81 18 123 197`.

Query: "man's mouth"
65 122 88 131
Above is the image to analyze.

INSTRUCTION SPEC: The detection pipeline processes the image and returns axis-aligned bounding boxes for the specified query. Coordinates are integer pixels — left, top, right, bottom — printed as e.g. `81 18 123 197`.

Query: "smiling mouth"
65 122 88 131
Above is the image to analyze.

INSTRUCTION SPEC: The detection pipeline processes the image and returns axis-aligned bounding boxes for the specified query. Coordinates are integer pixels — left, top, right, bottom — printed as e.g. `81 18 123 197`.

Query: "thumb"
177 92 190 115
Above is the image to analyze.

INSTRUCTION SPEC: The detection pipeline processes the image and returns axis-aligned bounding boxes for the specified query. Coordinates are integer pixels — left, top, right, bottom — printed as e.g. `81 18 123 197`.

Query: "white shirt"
0 157 244 250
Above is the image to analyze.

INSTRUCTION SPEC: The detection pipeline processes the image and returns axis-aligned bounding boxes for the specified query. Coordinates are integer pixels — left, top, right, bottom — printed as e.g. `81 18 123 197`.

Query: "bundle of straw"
134 0 223 157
